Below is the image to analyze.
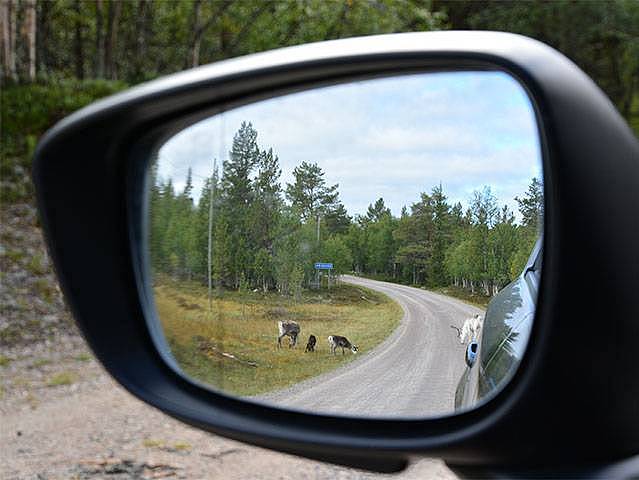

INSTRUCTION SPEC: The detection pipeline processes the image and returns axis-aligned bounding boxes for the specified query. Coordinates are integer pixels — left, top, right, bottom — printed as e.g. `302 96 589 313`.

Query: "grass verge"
432 285 491 308
354 274 492 308
154 277 402 396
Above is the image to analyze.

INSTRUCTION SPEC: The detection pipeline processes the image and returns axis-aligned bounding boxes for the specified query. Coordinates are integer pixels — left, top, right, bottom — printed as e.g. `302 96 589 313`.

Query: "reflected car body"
455 238 542 410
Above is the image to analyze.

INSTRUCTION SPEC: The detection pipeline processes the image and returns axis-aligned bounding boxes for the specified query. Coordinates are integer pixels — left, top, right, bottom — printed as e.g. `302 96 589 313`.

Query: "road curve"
259 275 484 418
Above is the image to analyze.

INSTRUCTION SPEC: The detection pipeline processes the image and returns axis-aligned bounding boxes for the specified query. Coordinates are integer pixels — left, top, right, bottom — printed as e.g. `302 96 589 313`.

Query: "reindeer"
305 334 317 352
327 335 358 355
451 314 483 344
277 320 300 348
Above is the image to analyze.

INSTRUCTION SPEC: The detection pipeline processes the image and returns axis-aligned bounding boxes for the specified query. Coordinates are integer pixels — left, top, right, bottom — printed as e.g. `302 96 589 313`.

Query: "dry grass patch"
173 442 192 451
142 438 164 448
154 278 402 396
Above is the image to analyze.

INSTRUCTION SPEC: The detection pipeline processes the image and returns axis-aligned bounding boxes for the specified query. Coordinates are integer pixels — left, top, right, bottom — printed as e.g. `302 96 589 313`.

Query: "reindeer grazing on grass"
328 335 358 355
305 334 317 352
277 320 300 348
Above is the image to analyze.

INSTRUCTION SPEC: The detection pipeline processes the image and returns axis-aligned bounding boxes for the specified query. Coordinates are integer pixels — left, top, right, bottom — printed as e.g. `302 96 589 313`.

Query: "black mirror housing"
33 32 639 475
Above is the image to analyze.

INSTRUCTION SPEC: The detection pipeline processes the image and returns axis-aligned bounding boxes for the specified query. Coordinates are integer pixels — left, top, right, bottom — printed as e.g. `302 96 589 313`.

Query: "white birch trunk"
1 0 17 80
23 0 36 81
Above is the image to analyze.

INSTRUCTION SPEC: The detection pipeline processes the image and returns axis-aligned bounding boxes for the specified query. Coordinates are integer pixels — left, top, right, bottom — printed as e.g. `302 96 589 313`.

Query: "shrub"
1 80 127 203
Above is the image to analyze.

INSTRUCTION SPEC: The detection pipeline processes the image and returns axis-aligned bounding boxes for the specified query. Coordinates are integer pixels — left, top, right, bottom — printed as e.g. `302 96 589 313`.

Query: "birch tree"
1 0 17 81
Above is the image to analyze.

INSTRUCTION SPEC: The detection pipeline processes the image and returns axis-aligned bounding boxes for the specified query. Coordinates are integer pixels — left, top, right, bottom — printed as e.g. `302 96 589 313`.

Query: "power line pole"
207 158 217 312
208 115 225 310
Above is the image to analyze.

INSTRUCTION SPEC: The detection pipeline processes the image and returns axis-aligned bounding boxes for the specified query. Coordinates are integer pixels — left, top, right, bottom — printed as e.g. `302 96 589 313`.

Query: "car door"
456 239 542 410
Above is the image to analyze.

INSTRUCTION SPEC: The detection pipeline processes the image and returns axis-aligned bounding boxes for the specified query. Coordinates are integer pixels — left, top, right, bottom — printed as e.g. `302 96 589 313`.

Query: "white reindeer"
451 314 483 344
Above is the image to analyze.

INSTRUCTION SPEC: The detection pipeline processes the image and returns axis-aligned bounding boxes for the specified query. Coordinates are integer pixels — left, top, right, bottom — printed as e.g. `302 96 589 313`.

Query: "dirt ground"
1 335 458 480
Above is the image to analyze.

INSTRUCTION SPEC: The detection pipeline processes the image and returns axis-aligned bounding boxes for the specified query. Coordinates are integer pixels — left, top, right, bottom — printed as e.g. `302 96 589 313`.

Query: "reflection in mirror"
147 71 543 418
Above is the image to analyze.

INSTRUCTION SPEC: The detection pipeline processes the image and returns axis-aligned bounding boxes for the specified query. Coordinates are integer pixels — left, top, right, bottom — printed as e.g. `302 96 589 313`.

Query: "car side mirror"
32 32 639 476
466 342 478 368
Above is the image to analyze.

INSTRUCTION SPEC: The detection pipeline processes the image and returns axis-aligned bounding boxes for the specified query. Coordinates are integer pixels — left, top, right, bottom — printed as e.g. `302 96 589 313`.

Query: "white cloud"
158 71 542 220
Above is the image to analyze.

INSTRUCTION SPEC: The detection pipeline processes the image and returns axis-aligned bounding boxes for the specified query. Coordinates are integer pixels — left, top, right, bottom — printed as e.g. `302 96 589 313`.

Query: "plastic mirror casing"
33 32 639 475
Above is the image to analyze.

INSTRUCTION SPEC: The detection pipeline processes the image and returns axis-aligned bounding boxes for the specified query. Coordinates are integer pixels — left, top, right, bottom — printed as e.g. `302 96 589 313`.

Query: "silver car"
456 238 542 410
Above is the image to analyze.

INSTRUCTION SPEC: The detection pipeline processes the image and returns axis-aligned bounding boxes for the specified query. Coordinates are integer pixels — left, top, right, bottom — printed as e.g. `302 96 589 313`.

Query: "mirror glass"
146 71 543 418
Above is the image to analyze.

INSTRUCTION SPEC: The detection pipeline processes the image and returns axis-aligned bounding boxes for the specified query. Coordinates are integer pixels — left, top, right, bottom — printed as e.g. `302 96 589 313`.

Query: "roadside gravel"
0 204 75 347
1 350 457 479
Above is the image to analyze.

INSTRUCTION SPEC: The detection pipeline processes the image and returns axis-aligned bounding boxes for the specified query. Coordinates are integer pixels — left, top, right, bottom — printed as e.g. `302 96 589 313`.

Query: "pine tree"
223 121 260 202
489 206 518 294
323 203 351 235
220 122 261 286
157 179 176 274
430 184 452 286
366 197 391 223
212 215 232 290
394 195 433 285
148 159 164 274
515 177 544 231
249 147 282 290
285 161 339 221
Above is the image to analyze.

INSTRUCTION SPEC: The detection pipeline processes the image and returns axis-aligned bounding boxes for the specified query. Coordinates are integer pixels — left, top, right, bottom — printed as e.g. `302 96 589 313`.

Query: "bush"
1 79 127 204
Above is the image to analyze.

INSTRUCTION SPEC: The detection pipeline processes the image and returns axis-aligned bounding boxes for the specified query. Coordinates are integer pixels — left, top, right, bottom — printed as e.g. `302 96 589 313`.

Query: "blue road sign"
314 262 333 269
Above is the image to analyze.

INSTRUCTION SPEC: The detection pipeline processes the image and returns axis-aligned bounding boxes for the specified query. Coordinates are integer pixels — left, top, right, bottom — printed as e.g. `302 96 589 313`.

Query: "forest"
2 0 637 118
150 122 542 299
2 1 637 206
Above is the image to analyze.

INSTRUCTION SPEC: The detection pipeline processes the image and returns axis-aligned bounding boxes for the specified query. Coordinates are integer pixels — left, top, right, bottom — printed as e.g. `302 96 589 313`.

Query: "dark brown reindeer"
305 334 317 352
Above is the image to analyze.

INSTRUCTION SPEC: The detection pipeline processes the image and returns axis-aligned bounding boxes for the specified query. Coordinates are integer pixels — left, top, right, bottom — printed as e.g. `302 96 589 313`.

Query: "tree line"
1 0 445 84
150 122 542 298
1 1 636 129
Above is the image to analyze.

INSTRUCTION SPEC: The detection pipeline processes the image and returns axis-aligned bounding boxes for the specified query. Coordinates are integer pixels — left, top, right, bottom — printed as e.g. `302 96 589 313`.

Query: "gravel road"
263 275 484 417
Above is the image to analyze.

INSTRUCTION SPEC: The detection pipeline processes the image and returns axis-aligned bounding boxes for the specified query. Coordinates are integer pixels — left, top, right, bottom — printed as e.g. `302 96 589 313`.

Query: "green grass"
0 354 11 367
154 277 402 396
2 248 25 263
33 278 56 304
30 358 52 368
47 371 76 387
26 254 47 276
73 353 93 362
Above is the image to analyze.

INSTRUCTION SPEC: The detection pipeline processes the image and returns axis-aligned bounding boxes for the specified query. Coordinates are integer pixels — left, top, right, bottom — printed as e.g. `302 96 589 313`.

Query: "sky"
157 71 542 220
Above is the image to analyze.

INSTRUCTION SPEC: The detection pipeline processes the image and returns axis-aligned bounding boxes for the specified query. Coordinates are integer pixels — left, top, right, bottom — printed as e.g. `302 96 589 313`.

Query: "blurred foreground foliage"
1 0 637 205
1 79 126 203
